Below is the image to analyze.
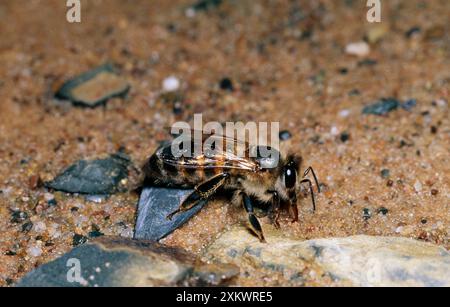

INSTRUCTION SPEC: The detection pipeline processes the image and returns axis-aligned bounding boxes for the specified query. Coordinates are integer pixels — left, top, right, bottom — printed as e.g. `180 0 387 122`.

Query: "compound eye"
284 166 296 189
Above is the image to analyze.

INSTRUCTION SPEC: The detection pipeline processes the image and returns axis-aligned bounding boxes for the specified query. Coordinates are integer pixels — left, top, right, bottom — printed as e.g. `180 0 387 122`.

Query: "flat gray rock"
16 237 238 287
45 152 131 195
134 187 206 241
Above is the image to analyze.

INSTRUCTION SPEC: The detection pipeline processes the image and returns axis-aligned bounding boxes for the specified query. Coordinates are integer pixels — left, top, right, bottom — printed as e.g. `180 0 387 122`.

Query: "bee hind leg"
166 191 205 220
166 173 229 220
242 192 266 243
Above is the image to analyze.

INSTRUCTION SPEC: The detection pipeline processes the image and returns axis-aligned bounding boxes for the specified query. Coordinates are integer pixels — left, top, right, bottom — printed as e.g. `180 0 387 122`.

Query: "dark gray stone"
45 152 131 195
363 98 417 116
279 130 292 141
16 237 238 287
134 187 206 241
190 0 223 13
362 98 400 115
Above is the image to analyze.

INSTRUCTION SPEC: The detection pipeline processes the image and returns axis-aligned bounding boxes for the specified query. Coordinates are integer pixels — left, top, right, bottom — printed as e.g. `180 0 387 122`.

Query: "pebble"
358 59 378 67
88 230 104 238
17 237 238 287
363 98 400 115
414 180 423 193
120 227 134 238
46 152 131 195
405 26 421 38
435 99 447 108
73 234 88 247
330 126 339 136
205 226 450 287
27 245 42 258
22 221 33 233
401 99 417 111
219 77 234 91
44 193 55 201
380 169 390 178
162 76 180 92
279 130 292 141
55 64 130 107
11 211 28 223
363 208 372 220
340 132 350 143
33 221 47 233
345 42 370 57
188 0 223 15
338 109 351 118
47 199 58 206
85 195 107 203
377 207 389 215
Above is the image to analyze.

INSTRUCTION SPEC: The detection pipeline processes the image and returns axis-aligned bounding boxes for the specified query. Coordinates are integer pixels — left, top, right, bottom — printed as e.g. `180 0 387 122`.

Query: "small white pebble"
339 109 351 118
105 262 111 268
27 245 42 257
414 180 422 192
89 275 95 281
185 8 196 18
44 193 55 201
345 41 370 57
95 267 101 273
1 187 13 197
436 99 447 107
85 195 105 203
330 126 339 136
120 227 134 238
33 221 47 233
395 226 403 234
162 76 180 92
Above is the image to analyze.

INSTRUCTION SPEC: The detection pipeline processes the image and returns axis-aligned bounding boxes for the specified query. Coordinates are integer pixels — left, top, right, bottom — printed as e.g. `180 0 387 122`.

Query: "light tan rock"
204 226 450 287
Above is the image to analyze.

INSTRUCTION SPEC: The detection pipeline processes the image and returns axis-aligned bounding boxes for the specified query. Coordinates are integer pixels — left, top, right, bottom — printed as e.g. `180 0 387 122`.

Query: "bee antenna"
303 166 321 193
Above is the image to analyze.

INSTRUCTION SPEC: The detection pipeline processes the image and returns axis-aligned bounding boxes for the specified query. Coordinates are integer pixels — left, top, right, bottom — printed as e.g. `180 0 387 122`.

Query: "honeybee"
143 133 320 242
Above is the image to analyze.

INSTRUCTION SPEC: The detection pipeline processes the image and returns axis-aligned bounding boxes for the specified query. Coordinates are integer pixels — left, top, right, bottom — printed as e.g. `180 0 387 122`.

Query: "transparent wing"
156 133 260 171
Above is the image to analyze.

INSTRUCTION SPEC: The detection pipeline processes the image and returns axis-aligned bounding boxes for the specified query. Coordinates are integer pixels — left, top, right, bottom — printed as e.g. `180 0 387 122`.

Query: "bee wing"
156 134 259 171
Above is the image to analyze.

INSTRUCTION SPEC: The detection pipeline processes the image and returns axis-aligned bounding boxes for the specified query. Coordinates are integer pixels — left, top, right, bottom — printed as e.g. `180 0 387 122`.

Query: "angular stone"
134 187 205 241
16 237 238 287
363 98 400 115
55 64 130 107
362 98 417 116
204 226 450 287
45 152 131 195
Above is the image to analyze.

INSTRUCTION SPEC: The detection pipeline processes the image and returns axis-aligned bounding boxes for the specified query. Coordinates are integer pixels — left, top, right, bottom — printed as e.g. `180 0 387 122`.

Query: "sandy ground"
0 0 448 286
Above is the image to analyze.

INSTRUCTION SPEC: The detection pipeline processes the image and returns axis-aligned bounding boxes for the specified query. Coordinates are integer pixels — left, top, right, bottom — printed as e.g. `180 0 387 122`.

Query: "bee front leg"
288 192 299 223
166 173 229 220
267 190 281 229
242 192 266 243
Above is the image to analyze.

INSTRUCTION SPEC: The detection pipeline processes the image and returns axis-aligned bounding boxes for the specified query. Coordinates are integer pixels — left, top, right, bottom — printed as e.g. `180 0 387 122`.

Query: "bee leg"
242 192 266 243
300 178 316 212
267 191 281 229
288 192 299 223
166 173 229 220
166 191 205 220
195 173 230 198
